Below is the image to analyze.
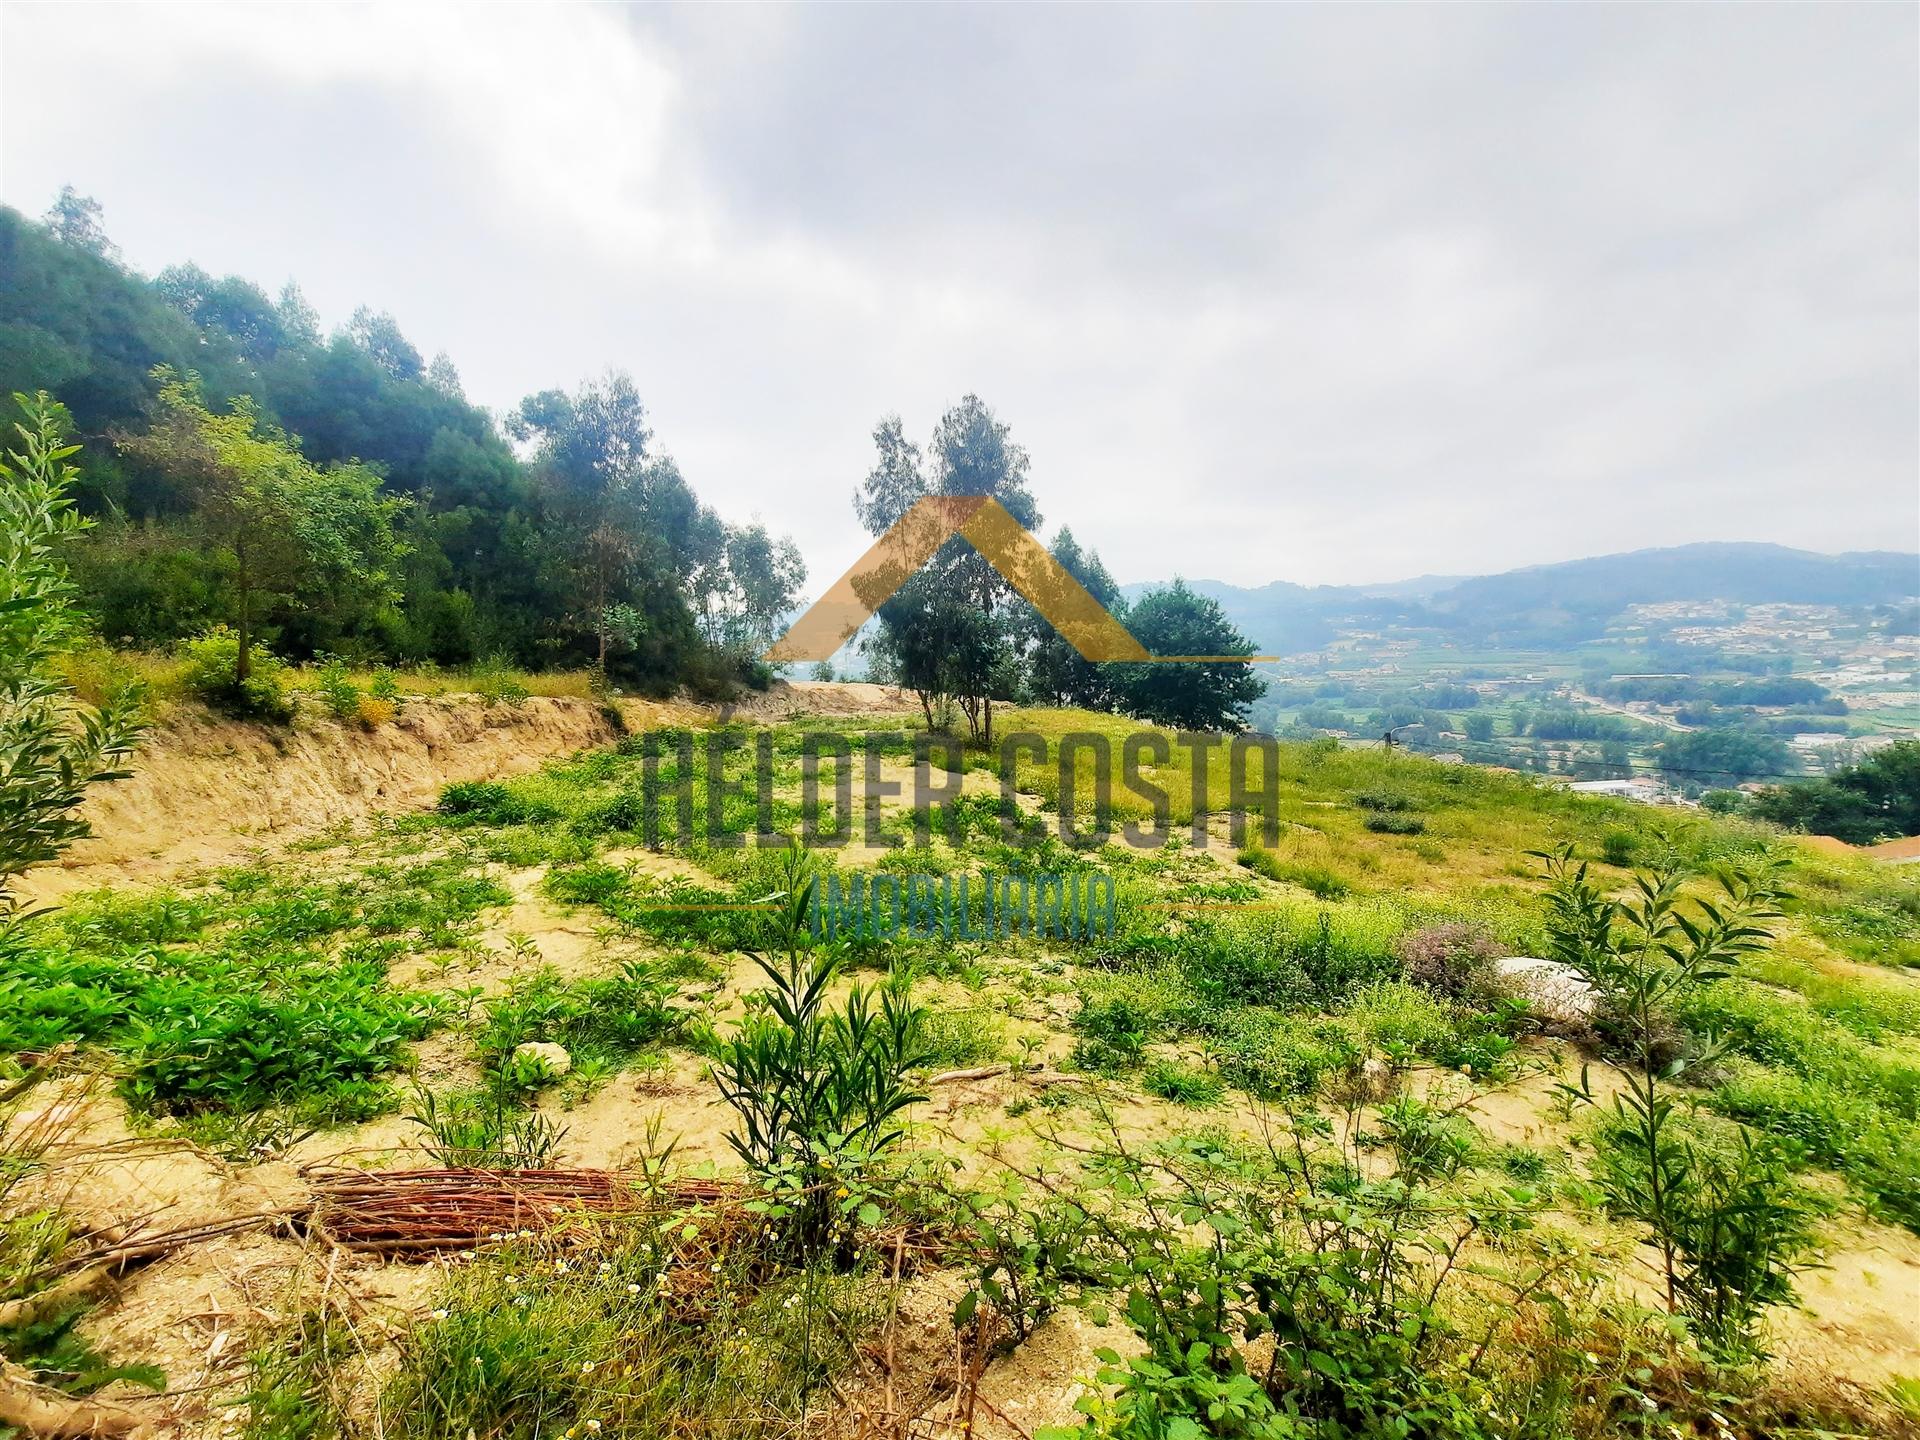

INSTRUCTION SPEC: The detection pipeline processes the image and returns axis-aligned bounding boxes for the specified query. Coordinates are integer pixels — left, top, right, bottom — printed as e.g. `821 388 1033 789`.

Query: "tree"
1749 739 1920 844
1106 580 1263 733
512 376 653 670
699 522 805 656
1653 729 1794 789
425 353 464 399
0 393 144 913
276 282 321 348
510 373 723 680
42 186 116 261
853 397 1034 742
851 415 925 535
345 306 423 382
1021 527 1121 709
1541 846 1813 1353
118 371 409 685
1462 712 1495 743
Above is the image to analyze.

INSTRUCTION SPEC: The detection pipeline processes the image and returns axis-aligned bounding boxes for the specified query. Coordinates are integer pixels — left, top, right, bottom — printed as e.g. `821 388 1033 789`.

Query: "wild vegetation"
4 672 1917 1434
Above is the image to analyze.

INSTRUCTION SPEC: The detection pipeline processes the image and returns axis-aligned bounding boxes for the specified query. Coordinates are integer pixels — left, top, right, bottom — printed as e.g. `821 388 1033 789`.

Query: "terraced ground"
3 696 1918 1438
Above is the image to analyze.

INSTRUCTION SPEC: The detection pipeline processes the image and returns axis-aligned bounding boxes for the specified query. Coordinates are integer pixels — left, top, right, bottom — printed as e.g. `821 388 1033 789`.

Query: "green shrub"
406 1085 565 1169
382 1231 855 1439
919 1008 1007 1070
1599 828 1639 867
177 627 294 721
1236 847 1349 899
1353 788 1418 813
1141 1059 1224 1106
713 846 928 1259
470 655 529 708
1363 812 1425 835
311 658 360 720
436 780 563 826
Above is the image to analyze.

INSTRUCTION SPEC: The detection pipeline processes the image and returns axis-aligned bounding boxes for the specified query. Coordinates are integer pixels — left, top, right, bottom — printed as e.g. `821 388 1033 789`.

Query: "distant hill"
1126 543 1920 655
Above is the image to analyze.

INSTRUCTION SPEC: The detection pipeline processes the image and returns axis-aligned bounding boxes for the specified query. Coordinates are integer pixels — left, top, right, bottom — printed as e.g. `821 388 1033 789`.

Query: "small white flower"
586 1424 601 1435
581 1360 596 1374
627 1283 642 1295
429 1309 449 1321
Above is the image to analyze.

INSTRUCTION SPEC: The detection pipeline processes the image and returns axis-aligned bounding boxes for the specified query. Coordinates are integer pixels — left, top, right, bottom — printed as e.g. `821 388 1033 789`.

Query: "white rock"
1492 957 1598 1026
510 1041 573 1077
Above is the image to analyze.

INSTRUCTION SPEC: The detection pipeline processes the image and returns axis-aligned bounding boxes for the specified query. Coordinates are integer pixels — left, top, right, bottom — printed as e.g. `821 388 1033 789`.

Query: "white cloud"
1 3 1913 587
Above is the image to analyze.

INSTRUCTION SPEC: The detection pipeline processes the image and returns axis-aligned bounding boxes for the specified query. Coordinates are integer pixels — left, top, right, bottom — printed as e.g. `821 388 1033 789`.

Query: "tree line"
1 190 803 695
3 189 1267 733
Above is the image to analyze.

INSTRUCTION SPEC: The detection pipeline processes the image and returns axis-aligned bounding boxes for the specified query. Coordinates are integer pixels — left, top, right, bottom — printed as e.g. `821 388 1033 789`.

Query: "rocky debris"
1492 957 1599 1027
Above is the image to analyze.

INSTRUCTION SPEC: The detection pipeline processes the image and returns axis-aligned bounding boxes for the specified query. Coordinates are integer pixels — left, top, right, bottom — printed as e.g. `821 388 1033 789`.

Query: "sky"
2 3 1916 592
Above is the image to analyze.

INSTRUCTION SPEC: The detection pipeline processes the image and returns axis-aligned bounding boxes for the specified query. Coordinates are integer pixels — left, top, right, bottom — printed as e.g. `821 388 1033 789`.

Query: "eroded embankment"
21 695 624 900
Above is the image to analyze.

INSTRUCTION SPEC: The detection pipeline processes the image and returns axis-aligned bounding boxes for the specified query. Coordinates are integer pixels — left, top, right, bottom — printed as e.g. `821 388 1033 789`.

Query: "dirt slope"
21 696 623 901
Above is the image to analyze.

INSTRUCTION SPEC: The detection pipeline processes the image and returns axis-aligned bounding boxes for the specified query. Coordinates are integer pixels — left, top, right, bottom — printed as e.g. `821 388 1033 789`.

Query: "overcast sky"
3 3 1915 590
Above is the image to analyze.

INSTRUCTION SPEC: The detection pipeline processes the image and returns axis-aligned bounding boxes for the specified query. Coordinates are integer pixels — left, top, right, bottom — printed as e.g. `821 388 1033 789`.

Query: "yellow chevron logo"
766 497 1266 664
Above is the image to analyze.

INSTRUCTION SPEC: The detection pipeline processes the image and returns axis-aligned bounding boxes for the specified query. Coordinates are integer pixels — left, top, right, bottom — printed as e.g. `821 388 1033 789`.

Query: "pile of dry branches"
305 1166 741 1256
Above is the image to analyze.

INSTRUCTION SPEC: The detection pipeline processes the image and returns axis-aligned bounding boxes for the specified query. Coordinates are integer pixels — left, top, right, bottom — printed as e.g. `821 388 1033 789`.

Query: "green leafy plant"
951 1174 1100 1345
1141 1059 1224 1107
407 1085 565 1170
1032 1094 1541 1439
178 626 294 721
0 393 145 912
713 843 929 1259
471 655 529 708
1539 843 1815 1354
311 657 360 720
1363 812 1425 835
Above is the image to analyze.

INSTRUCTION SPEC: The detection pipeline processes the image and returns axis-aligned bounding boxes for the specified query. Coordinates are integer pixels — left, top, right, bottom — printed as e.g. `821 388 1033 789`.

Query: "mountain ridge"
1120 542 1920 655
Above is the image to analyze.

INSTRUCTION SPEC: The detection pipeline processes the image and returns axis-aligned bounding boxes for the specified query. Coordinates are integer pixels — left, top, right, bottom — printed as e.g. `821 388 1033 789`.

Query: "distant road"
1571 691 1692 732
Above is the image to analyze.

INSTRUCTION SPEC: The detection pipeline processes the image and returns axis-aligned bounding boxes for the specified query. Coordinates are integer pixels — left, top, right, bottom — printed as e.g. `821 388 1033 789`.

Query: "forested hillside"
0 193 803 691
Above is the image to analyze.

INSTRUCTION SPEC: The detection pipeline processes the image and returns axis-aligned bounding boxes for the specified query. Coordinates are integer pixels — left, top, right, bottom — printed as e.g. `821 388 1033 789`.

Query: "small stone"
511 1040 573 1076
1356 1056 1394 1099
1492 957 1598 1026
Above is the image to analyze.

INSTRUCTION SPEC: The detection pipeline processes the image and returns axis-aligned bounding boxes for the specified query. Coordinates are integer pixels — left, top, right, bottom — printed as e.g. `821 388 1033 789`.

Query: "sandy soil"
18 696 624 905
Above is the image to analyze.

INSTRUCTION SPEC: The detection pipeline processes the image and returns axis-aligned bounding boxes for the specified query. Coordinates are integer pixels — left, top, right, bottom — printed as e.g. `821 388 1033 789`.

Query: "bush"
436 780 563 826
1395 922 1501 999
1600 828 1639 867
311 658 360 720
471 656 529 708
177 627 294 721
1142 1059 1224 1106
1236 847 1349 899
919 1008 1007 1069
1353 788 1418 813
1364 812 1425 835
354 694 396 728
